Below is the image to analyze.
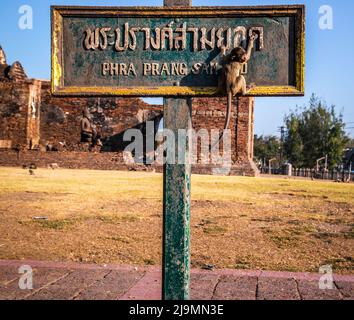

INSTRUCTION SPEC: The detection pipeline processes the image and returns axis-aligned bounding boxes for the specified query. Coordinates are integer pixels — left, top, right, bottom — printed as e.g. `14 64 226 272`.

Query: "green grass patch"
234 257 252 269
264 229 301 249
203 225 228 235
98 214 140 224
34 219 75 230
323 257 354 271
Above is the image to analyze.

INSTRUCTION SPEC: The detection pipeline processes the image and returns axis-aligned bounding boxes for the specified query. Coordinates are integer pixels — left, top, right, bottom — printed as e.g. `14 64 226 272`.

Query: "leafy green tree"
254 135 281 166
283 94 349 169
284 113 303 168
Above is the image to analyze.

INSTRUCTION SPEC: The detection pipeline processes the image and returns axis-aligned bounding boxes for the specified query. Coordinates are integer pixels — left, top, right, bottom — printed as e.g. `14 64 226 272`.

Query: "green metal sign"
52 5 305 97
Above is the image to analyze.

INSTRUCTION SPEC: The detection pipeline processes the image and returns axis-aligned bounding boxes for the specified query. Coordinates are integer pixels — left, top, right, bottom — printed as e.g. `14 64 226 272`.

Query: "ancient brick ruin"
0 46 258 176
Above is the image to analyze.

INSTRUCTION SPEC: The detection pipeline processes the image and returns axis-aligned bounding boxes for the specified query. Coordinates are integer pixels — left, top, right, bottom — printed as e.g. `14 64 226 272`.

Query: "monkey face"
230 47 247 63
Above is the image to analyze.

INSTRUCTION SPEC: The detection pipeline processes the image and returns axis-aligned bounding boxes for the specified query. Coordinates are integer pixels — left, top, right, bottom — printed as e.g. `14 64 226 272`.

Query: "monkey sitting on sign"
213 33 258 147
218 32 258 96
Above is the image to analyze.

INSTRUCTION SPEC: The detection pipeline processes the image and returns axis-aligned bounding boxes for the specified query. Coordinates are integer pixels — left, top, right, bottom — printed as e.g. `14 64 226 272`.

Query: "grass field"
0 167 353 274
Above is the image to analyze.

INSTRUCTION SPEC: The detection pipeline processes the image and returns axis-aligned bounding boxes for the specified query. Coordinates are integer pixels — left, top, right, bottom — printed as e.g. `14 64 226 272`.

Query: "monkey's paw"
250 33 259 41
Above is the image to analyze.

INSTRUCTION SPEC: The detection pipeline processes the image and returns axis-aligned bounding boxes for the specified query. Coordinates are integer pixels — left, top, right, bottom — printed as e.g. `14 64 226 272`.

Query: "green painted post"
163 98 192 300
162 0 192 301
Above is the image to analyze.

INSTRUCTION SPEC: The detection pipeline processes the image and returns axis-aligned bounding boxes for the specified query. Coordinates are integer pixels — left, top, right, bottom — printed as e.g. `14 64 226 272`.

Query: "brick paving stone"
190 273 219 300
120 271 161 300
0 284 17 300
212 275 257 300
1 260 353 301
297 280 343 300
0 266 21 285
27 269 109 300
75 270 145 300
334 281 354 300
0 268 70 300
257 277 300 300
0 266 26 300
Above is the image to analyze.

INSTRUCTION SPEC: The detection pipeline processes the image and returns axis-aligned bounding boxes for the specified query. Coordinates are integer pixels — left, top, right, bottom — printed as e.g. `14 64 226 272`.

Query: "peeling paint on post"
163 98 192 300
162 0 192 301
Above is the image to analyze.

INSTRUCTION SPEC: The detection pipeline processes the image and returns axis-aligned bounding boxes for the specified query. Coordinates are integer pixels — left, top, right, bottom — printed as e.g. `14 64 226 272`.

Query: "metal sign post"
162 0 192 301
163 96 192 300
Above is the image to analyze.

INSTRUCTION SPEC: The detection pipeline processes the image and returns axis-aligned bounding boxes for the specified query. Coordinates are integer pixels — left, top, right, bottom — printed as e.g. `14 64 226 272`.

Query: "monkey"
219 32 258 95
212 33 258 148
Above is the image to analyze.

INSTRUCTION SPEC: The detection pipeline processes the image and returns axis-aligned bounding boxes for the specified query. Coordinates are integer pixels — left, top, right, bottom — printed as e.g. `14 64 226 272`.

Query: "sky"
0 0 353 137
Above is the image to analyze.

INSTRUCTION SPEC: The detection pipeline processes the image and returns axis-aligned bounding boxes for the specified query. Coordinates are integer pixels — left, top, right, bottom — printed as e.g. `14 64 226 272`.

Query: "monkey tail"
210 91 232 151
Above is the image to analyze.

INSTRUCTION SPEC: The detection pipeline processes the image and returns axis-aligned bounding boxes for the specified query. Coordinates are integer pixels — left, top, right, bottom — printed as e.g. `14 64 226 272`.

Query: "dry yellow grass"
0 167 353 273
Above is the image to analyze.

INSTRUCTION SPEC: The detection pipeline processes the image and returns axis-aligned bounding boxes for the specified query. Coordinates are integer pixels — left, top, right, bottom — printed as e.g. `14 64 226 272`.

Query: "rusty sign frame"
51 5 305 97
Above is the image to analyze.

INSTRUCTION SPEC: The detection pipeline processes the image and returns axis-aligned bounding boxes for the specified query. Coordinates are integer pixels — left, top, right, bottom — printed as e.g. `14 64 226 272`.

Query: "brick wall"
191 97 258 175
0 81 31 149
39 81 163 152
0 63 258 176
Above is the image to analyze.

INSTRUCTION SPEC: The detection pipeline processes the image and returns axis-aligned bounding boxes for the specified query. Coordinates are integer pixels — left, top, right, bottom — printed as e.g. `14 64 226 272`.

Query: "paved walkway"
0 260 353 300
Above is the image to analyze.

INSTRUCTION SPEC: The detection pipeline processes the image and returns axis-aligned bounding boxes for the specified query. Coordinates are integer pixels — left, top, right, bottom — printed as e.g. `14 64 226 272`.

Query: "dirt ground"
0 167 353 274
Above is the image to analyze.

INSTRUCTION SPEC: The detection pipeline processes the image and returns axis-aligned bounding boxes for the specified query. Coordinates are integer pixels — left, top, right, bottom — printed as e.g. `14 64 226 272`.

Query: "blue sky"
0 0 353 137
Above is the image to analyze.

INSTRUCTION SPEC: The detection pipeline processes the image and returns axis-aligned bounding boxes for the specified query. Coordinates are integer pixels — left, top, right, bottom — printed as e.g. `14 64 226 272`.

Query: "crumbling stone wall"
39 81 162 152
0 83 257 175
0 81 32 149
191 97 257 176
0 47 258 176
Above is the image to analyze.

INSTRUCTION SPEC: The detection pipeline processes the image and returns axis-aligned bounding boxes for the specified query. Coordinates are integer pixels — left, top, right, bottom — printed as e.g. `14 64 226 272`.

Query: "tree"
284 114 303 168
283 94 349 169
254 135 281 166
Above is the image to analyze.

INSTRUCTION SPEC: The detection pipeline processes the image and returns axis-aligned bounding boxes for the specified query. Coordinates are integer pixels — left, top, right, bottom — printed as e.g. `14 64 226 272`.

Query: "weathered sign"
51 5 305 97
